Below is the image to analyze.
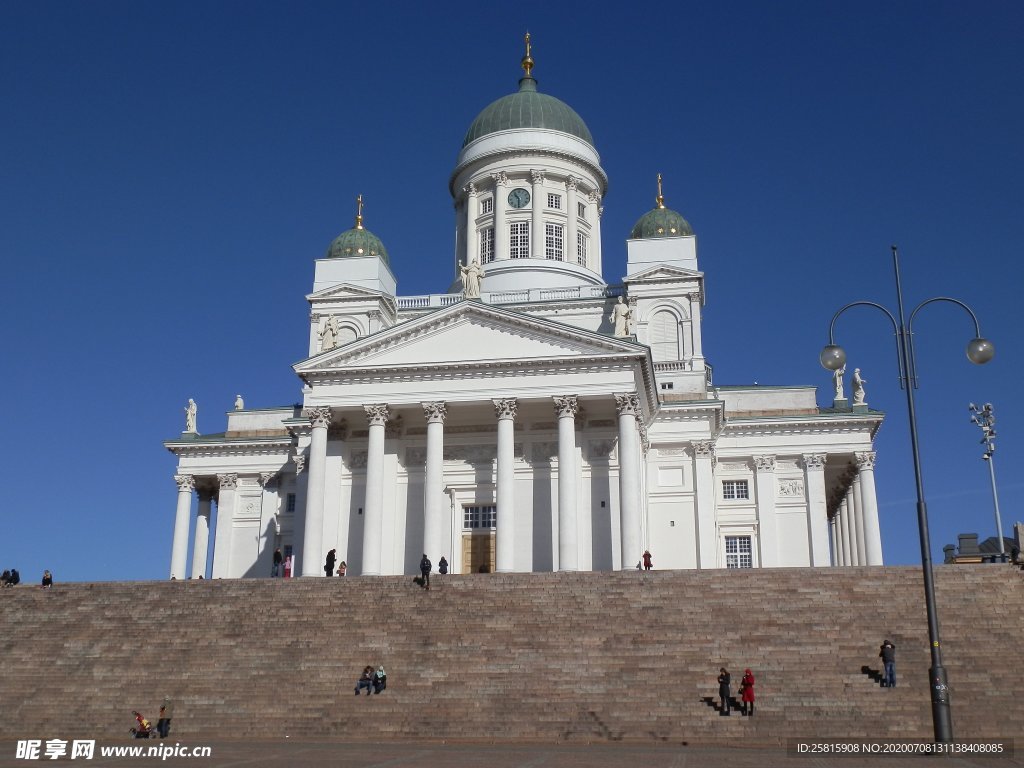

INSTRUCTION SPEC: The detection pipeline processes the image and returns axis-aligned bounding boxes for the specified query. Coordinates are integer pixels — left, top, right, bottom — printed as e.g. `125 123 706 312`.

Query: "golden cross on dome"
656 174 665 209
355 194 364 229
521 31 534 77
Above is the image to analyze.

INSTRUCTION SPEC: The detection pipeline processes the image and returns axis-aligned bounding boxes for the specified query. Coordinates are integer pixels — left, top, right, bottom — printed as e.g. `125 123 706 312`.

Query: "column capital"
491 171 509 187
566 175 578 191
855 451 877 470
587 189 601 204
530 169 545 185
693 441 715 459
803 453 827 471
493 398 518 420
464 181 478 197
174 474 195 492
754 455 777 473
613 392 641 416
292 452 306 475
217 473 238 491
310 312 321 323
259 472 277 488
364 403 390 427
302 406 332 429
552 395 579 419
422 402 448 424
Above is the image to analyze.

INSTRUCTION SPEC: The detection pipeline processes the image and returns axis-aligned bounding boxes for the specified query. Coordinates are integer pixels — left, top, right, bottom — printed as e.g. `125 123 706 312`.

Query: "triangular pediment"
295 301 645 374
625 265 703 282
306 283 390 302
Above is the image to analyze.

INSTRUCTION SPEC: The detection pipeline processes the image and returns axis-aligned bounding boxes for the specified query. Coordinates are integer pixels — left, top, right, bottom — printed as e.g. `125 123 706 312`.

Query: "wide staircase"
0 566 1020 745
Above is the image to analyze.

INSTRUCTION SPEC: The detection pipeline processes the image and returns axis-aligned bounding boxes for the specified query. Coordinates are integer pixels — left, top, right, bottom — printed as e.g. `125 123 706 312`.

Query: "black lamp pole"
819 246 994 743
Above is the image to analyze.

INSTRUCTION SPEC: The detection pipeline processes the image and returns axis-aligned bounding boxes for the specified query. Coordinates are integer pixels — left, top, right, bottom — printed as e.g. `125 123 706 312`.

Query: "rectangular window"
725 535 753 569
286 493 296 513
545 223 564 260
479 226 495 263
578 202 587 220
577 232 588 266
480 197 493 215
722 480 749 500
547 193 562 209
510 222 529 258
463 505 497 530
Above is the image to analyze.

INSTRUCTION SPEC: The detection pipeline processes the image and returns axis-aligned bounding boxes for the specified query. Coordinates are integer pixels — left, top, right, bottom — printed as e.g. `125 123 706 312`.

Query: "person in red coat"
642 550 653 570
740 669 755 716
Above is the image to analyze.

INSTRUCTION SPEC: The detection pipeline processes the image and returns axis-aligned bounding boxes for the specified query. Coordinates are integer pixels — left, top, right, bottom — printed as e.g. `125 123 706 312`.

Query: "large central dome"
462 75 594 148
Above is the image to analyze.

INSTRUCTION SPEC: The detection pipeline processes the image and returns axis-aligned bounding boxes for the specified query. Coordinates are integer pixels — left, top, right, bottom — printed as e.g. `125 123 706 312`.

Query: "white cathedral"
166 39 884 579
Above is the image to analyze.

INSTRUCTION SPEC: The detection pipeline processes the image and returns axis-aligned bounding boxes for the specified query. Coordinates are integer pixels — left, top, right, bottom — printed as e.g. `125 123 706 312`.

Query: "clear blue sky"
2 2 1021 582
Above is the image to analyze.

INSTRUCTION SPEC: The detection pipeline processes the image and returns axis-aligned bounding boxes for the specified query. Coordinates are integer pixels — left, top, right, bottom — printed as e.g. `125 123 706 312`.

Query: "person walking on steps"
324 549 336 578
740 669 755 716
272 548 282 577
419 554 432 589
642 550 653 570
879 639 896 688
718 668 732 715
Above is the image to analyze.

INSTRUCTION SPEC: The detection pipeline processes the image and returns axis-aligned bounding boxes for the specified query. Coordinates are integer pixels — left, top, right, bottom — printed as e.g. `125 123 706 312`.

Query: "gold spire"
656 174 665 209
521 31 534 78
355 194 364 229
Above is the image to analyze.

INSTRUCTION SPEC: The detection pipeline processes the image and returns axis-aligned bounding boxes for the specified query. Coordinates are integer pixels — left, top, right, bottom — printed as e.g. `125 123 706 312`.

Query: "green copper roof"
325 226 389 265
630 206 694 239
462 76 594 148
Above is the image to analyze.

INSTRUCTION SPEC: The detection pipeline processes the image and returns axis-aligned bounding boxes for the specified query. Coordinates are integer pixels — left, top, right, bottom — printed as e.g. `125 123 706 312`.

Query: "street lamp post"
819 246 994 744
968 402 1004 556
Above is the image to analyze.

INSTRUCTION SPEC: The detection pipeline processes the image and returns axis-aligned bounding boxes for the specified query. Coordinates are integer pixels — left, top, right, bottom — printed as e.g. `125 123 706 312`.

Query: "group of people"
417 554 449 589
130 698 173 739
324 549 348 577
271 548 293 578
717 668 756 716
354 665 387 695
1 569 21 587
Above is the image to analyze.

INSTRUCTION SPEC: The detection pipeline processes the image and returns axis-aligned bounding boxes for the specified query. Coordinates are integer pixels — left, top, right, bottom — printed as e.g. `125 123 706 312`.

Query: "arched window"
337 326 358 345
649 311 679 361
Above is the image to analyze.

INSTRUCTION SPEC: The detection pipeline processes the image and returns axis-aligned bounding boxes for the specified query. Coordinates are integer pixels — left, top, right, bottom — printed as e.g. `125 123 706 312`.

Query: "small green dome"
630 206 694 239
462 76 594 148
325 225 389 265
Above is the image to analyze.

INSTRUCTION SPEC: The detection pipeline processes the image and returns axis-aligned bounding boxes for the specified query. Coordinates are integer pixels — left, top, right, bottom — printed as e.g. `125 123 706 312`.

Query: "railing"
397 284 621 310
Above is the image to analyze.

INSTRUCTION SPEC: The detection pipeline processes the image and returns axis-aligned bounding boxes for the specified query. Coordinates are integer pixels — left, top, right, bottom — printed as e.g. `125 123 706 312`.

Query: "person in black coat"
324 549 337 578
419 554 432 589
438 556 449 575
718 668 732 715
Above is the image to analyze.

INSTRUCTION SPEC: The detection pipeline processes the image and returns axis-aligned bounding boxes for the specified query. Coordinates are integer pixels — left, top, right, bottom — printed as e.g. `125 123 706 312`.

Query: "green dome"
462 76 594 148
630 206 694 239
325 225 389 265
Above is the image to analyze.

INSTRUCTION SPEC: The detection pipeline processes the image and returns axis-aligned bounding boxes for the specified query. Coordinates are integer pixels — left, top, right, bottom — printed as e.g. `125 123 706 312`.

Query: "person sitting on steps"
355 665 374 695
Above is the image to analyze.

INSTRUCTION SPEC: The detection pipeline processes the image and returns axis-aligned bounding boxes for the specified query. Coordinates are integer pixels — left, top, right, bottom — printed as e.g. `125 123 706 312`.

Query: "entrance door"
461 504 496 573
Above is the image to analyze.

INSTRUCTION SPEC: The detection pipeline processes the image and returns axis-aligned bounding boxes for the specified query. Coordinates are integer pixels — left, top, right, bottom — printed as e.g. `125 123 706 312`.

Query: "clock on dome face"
508 188 531 208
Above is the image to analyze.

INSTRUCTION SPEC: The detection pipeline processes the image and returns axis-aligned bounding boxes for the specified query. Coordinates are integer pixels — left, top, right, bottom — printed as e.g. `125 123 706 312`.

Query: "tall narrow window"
286 493 296 513
577 232 588 266
578 201 587 220
480 197 493 215
479 226 495 263
509 222 529 258
725 535 753 568
547 193 562 209
649 311 679 361
545 223 564 260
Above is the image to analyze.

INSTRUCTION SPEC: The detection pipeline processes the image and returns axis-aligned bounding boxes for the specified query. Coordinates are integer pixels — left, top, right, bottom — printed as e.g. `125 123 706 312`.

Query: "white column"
170 474 194 579
688 292 705 369
692 441 717 569
301 406 331 577
362 404 389 575
829 512 840 567
753 456 779 567
839 495 853 566
531 170 545 258
803 454 831 566
491 172 507 261
422 402 447 563
554 395 579 571
191 487 213 579
494 399 518 573
856 451 884 565
211 474 238 579
588 189 603 275
614 394 643 570
566 177 579 266
852 474 867 566
464 184 478 268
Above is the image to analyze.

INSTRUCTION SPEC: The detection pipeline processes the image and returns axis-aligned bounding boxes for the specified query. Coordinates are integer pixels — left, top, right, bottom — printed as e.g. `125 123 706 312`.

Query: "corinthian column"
491 171 507 261
553 395 579 571
170 474 194 579
566 176 579 266
692 441 716 569
839 495 853 566
753 456 778 567
856 451 883 565
803 454 831 566
362 404 389 575
615 393 643 570
494 398 518 572
211 473 238 578
852 474 867 566
531 170 545 258
191 487 213 579
301 406 332 577
422 402 447 563
464 184 478 267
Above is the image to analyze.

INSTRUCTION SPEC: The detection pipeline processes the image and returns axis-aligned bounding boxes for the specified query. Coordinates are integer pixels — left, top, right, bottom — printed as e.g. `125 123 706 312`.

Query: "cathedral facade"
166 42 883 579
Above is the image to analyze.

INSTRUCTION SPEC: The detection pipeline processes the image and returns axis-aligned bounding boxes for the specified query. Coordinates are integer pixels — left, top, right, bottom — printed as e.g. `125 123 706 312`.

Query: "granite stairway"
0 565 1020 745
